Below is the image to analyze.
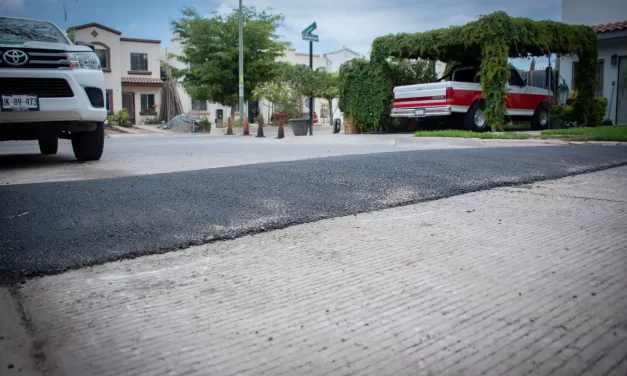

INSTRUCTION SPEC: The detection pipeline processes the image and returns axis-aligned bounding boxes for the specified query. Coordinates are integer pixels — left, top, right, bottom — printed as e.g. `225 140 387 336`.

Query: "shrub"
590 97 607 127
108 109 131 127
550 104 565 119
563 105 575 124
232 119 244 127
198 118 211 133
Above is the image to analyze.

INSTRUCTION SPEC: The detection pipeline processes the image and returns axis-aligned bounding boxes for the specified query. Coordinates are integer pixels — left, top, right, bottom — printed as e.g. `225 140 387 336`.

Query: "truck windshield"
0 17 69 44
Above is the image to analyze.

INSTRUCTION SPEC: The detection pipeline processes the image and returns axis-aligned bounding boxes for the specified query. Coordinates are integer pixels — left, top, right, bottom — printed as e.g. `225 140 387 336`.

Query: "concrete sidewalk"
3 167 627 376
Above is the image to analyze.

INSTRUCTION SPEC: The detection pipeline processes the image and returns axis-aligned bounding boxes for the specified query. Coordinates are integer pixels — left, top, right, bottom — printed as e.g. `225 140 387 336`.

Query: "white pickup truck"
0 16 106 160
391 66 552 131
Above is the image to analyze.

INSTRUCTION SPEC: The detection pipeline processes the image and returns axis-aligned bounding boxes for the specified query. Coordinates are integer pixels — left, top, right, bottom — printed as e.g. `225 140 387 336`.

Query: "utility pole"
238 0 244 122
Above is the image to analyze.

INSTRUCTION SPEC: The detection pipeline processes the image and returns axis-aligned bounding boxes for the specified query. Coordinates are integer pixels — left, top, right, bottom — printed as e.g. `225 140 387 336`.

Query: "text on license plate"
1 95 39 112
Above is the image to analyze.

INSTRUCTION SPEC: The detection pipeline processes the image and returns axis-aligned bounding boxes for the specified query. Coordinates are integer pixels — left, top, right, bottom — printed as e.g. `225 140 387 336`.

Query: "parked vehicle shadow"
0 153 79 172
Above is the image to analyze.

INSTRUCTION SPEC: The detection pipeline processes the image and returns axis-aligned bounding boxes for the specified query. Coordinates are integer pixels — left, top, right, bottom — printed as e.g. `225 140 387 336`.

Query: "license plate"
414 109 425 116
1 95 39 112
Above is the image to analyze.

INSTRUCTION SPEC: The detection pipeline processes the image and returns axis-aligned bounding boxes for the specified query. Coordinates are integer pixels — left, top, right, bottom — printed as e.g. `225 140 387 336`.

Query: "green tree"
281 63 317 114
171 7 286 120
252 62 302 119
66 28 76 43
315 71 339 123
254 63 340 121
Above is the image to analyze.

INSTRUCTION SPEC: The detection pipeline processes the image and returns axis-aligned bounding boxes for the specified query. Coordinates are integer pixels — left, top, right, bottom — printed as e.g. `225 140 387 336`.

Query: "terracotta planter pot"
343 115 361 134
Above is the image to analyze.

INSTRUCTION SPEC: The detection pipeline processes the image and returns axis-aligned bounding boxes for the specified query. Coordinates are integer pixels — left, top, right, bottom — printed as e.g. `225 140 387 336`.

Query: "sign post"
238 0 244 123
302 22 318 136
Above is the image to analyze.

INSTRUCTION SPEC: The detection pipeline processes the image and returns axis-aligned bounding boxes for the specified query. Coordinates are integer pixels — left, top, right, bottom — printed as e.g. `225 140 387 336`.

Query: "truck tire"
38 137 58 155
71 122 104 161
464 101 490 132
531 103 549 130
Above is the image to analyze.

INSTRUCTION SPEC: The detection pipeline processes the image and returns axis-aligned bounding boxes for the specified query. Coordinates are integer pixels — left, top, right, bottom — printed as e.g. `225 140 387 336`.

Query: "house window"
92 42 110 72
95 47 108 69
140 94 155 114
572 60 604 97
105 89 114 115
131 53 148 72
192 99 207 111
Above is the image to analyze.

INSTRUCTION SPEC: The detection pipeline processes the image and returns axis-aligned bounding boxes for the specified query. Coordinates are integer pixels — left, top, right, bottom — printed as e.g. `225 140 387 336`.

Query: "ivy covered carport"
339 11 598 132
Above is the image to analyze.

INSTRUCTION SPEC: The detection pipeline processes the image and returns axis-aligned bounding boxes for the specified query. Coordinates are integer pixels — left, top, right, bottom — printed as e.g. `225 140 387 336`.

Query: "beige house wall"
71 24 163 124
120 85 162 124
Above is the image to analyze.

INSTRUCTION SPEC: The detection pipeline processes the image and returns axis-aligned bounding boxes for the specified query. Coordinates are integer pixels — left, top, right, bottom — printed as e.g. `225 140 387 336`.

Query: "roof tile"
592 20 627 33
121 77 163 85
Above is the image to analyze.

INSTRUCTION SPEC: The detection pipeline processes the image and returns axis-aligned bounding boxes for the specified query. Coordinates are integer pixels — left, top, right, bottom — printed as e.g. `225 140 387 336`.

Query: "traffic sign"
302 33 319 42
302 22 317 35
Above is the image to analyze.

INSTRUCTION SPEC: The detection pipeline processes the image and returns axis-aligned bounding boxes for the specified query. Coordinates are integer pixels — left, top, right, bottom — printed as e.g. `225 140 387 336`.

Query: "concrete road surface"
0 132 570 185
5 166 626 376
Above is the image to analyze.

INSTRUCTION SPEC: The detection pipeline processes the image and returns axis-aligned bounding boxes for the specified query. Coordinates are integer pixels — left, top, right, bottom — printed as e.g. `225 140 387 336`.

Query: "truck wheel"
71 122 104 161
38 137 58 155
531 103 549 130
464 101 490 132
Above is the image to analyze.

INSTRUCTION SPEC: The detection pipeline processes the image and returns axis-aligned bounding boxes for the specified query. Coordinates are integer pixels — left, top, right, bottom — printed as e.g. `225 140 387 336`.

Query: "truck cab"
0 16 107 160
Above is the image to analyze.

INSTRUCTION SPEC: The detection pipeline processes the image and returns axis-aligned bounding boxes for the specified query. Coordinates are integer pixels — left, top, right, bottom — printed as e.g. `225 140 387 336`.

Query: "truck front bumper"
0 69 107 124
391 106 452 118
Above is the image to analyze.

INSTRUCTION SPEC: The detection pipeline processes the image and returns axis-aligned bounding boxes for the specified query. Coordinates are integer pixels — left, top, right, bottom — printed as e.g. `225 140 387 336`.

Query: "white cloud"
214 0 561 56
0 0 24 10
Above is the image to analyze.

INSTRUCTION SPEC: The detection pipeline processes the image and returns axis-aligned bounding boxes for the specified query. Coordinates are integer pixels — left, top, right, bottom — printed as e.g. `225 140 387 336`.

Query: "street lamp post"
238 0 244 123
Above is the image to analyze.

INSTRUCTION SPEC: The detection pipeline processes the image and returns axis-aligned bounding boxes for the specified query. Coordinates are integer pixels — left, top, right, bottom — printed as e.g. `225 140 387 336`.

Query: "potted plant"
549 103 564 129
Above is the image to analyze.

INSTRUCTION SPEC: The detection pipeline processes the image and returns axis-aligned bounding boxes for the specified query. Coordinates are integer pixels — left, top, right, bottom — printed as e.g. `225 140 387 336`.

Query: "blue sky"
2 0 562 68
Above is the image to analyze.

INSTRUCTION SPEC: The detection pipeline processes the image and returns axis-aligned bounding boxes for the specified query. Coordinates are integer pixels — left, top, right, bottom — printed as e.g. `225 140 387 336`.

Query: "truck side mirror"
75 41 95 51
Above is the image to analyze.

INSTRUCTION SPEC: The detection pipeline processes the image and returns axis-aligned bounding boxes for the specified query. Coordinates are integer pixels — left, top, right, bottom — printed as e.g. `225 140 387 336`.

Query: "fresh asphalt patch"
1 145 627 283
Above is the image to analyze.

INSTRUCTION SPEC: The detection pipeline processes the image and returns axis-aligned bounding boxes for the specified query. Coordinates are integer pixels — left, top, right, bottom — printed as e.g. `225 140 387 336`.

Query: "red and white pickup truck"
391 66 552 131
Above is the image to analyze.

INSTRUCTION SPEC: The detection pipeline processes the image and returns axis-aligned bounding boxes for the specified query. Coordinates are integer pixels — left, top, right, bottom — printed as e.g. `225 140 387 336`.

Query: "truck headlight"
67 52 101 70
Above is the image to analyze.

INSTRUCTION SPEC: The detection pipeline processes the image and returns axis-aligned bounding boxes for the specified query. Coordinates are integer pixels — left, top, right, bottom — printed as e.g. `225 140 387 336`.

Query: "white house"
559 0 627 125
71 23 163 125
323 46 361 73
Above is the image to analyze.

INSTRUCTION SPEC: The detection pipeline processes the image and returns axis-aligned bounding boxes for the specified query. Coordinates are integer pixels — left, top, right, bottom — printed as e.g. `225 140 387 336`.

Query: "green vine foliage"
338 58 391 132
358 11 598 130
339 58 436 132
